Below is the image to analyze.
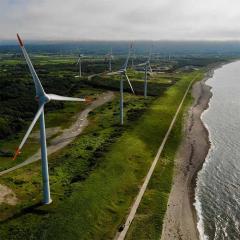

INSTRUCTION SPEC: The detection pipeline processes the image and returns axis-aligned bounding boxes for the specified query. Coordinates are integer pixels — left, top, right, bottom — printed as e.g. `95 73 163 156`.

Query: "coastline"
161 65 222 240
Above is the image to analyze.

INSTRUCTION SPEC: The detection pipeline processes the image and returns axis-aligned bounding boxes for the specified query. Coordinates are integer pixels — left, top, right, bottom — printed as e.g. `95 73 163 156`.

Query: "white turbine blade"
122 53 130 70
47 94 85 102
137 62 147 67
149 63 153 72
148 44 153 61
120 43 132 70
148 53 152 62
108 71 119 75
124 73 135 94
76 57 80 65
13 105 44 160
17 34 45 97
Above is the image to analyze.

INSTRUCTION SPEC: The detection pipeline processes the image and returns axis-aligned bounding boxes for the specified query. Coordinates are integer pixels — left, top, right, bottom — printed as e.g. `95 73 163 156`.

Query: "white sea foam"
194 144 213 240
194 76 214 240
195 61 240 240
194 193 209 240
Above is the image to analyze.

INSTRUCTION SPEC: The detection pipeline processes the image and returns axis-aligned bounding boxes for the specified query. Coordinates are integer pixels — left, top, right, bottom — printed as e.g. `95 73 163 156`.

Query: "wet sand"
161 68 216 240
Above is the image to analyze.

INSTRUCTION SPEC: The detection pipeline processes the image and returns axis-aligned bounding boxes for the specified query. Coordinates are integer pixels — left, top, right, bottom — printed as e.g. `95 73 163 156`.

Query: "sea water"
195 61 240 240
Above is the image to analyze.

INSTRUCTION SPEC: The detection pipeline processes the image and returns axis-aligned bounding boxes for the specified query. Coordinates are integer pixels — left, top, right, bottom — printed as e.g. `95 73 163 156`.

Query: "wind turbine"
106 47 113 72
14 34 86 205
117 47 135 125
137 49 152 98
76 53 84 77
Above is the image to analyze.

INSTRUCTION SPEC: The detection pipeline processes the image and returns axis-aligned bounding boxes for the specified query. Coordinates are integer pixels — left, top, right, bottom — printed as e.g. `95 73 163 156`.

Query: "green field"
125 81 194 240
0 67 204 239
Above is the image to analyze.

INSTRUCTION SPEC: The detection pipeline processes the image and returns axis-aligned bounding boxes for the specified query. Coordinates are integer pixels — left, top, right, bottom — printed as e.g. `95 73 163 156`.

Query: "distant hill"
1 40 240 56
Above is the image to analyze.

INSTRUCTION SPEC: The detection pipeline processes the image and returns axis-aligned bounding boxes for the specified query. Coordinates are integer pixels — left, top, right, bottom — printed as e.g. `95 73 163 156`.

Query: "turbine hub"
36 94 50 104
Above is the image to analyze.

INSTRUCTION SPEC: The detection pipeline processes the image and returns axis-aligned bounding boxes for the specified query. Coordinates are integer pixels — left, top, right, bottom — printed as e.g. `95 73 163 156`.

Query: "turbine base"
42 198 52 205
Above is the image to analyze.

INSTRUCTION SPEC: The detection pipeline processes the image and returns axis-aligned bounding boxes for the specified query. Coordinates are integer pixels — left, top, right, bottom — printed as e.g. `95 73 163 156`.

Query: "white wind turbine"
117 47 135 125
137 49 153 98
13 34 86 205
76 53 84 77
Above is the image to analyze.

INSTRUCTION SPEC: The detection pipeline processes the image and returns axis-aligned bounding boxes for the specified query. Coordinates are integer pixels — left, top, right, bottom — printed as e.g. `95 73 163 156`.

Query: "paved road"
0 91 114 176
115 76 198 240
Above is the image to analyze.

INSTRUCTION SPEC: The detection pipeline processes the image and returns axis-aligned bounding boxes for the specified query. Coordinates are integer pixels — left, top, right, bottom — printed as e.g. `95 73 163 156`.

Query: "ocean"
195 61 240 240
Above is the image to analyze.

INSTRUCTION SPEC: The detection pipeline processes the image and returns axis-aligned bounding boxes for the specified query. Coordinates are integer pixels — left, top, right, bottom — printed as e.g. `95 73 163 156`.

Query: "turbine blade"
17 34 45 97
122 53 130 70
148 53 152 62
76 58 80 65
47 94 85 102
148 44 153 61
13 105 44 160
124 73 135 94
120 43 132 70
149 63 153 72
137 62 147 67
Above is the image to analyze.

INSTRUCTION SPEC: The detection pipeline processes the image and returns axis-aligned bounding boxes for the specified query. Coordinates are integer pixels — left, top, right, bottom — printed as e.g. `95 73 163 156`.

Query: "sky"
1 0 240 41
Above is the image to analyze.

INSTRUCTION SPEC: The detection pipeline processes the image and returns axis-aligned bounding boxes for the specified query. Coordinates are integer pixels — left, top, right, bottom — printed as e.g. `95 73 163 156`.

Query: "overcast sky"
1 0 240 41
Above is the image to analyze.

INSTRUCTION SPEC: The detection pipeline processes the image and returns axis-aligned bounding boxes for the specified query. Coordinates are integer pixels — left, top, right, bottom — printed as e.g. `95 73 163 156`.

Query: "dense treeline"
0 63 86 139
0 54 229 140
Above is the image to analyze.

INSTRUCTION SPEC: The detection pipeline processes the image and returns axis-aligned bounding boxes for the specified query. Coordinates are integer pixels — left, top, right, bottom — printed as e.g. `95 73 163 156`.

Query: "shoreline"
161 64 223 240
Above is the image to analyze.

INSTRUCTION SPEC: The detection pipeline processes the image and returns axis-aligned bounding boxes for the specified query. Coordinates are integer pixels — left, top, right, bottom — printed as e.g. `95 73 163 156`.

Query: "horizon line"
2 38 240 44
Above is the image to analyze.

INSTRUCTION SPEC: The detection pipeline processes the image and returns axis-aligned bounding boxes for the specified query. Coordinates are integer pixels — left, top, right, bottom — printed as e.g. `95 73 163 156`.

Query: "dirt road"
0 91 114 176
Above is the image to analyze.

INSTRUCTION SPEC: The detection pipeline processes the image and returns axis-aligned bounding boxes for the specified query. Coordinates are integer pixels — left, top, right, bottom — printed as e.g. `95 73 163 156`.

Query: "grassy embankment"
0 69 203 239
125 73 202 240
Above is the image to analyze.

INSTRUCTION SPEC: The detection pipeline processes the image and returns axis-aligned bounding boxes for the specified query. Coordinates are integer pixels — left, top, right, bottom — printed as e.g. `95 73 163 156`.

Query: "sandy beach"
161 68 216 240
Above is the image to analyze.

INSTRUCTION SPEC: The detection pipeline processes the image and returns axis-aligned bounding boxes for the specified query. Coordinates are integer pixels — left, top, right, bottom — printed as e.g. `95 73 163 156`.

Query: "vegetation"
1 48 228 240
0 57 204 239
0 60 86 140
125 85 194 240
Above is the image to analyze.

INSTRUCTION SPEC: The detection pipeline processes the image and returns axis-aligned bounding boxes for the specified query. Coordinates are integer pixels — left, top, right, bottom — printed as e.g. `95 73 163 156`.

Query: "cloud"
1 0 240 40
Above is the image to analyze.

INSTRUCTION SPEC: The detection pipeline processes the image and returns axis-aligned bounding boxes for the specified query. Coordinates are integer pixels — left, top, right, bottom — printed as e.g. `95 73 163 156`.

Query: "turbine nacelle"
117 68 126 75
35 94 50 104
106 53 113 59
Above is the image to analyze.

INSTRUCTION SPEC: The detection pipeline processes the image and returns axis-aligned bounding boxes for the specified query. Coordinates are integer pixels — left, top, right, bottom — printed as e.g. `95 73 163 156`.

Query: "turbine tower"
144 52 152 98
14 34 86 205
76 53 84 77
117 47 135 125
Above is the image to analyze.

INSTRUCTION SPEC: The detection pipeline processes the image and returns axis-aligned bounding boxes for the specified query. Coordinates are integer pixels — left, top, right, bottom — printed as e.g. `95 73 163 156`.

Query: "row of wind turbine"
13 37 152 205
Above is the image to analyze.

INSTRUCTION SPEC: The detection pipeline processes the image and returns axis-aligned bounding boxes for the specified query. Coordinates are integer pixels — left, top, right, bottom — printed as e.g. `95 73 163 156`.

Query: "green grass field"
0 69 204 239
